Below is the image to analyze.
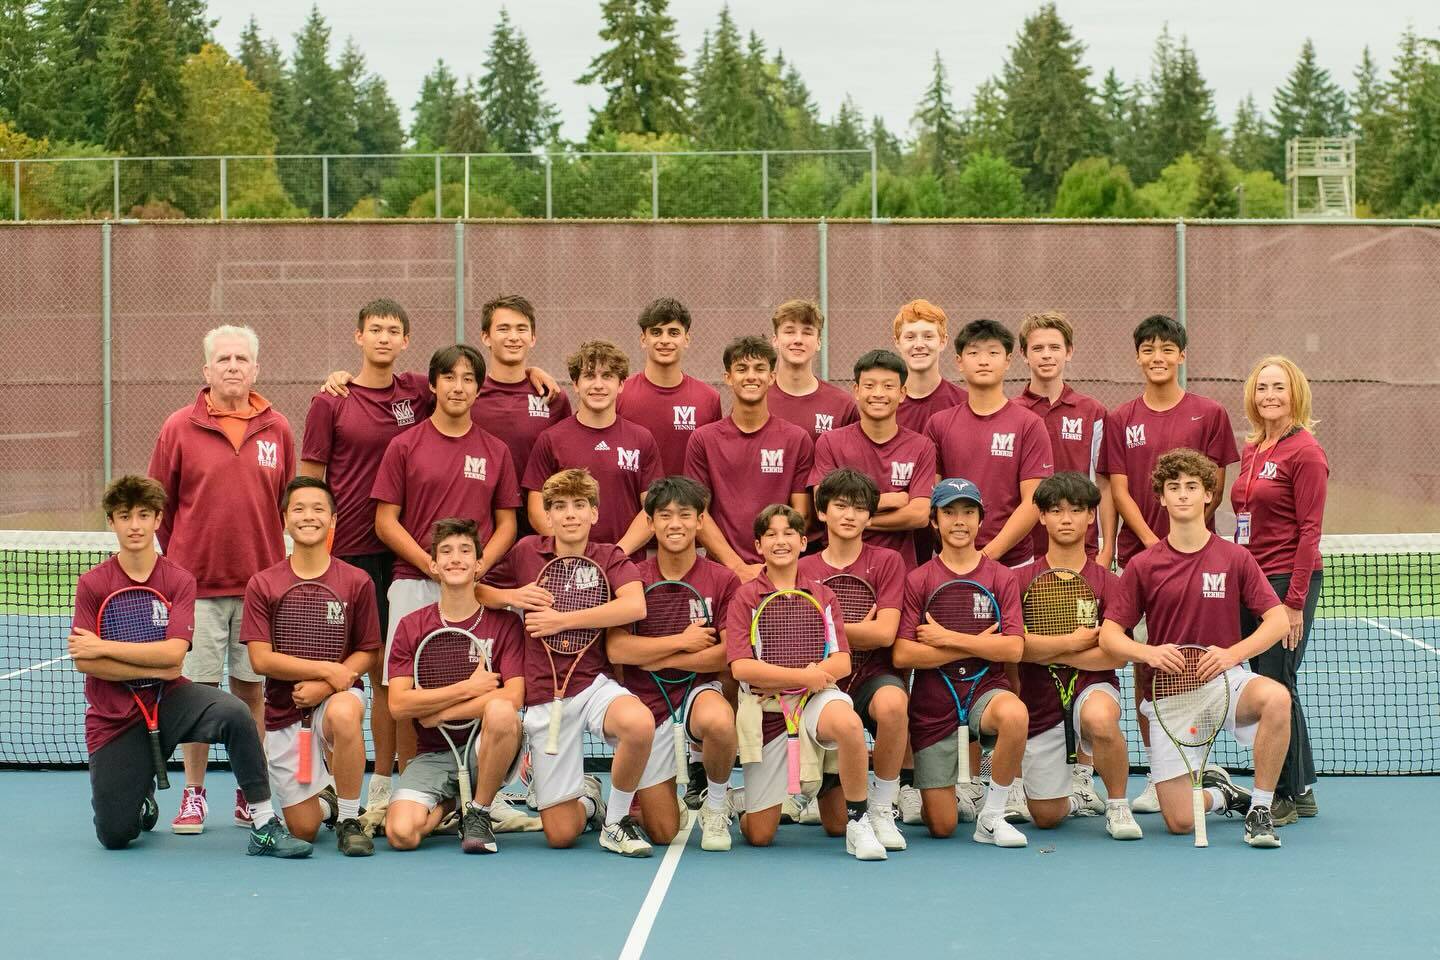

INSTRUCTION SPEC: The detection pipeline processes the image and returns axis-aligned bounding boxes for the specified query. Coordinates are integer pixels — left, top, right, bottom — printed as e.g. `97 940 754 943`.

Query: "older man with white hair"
148 324 295 834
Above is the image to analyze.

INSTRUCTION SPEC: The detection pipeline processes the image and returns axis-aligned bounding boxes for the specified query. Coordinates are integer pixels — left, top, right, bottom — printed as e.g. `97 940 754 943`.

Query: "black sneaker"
1244 806 1281 848
318 785 340 830
336 817 374 857
1201 768 1251 817
682 763 706 810
140 790 159 832
1295 790 1319 818
461 805 498 854
1270 796 1299 826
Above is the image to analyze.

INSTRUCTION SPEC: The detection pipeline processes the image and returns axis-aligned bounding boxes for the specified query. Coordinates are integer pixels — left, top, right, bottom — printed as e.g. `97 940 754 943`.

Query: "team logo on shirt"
468 637 492 663
527 395 551 418
759 449 785 474
256 440 278 469
464 455 487 481
391 399 415 426
891 461 915 486
673 406 697 430
1201 572 1227 599
1060 416 1084 441
1259 461 1278 480
990 432 1015 458
691 597 713 622
150 600 169 628
1125 425 1147 448
574 564 601 591
815 413 834 433
617 447 640 471
971 593 994 620
325 601 346 625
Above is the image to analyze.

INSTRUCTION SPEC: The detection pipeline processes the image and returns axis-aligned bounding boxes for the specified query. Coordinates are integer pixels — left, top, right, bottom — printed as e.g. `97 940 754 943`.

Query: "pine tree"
1192 137 1239 217
412 60 459 149
828 95 866 151
1227 93 1273 175
101 0 183 154
960 77 1010 160
337 40 401 156
166 0 212 56
447 78 488 153
38 0 125 143
1099 68 1147 176
578 0 687 139
278 6 355 155
1142 27 1217 176
1385 30 1440 215
236 16 285 94
1269 39 1350 174
691 7 749 148
870 114 902 170
1000 3 1102 201
0 1 45 134
775 50 821 148
913 51 961 176
1351 46 1390 209
477 8 558 152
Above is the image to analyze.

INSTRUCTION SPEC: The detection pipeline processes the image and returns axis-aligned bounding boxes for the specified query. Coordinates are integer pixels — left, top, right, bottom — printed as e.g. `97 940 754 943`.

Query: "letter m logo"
1125 425 1146 448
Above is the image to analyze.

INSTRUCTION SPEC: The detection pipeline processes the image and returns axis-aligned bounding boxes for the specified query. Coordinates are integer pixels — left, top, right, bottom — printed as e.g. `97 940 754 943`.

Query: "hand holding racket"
414 625 491 811
923 579 998 783
1150 644 1229 848
822 573 877 692
750 589 834 794
97 586 174 790
533 556 610 755
1022 568 1098 765
636 580 711 786
269 581 351 785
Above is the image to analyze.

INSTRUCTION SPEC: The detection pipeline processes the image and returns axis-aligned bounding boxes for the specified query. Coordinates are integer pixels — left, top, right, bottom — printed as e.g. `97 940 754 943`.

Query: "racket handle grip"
673 722 688 787
148 730 170 790
297 729 313 785
957 725 971 783
544 698 563 755
1192 787 1209 847
785 738 802 795
456 769 474 812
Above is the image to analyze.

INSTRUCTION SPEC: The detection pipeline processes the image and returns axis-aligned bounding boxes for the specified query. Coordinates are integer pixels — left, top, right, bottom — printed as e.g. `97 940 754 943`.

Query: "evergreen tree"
1000 3 1102 201
1269 39 1350 174
278 6 355 155
775 50 821 148
742 33 786 148
236 15 284 95
960 77 1010 160
166 0 212 56
1351 45 1391 209
477 8 558 152
691 7 748 148
1192 137 1238 217
446 78 488 153
828 95 866 151
912 51 961 176
101 0 183 154
1228 93 1272 171
38 0 125 143
354 74 403 155
1386 32 1440 215
1099 68 1147 176
870 114 902 170
1143 27 1216 175
949 152 1027 216
411 60 459 148
578 0 687 139
0 1 45 134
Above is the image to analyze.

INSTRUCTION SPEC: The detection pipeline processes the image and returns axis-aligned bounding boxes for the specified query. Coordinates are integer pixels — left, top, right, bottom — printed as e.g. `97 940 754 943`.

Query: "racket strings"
415 631 487 690
537 558 610 654
271 583 348 661
754 594 828 669
1152 649 1229 745
637 584 703 638
98 589 169 644
926 584 996 684
1022 572 1097 636
823 574 875 624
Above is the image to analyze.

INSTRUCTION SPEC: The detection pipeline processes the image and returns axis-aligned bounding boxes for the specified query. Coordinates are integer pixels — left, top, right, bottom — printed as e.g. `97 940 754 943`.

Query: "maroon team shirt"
684 414 815 564
724 570 850 741
798 545 905 692
483 536 642 706
1014 384 1107 560
73 555 197 754
899 554 1022 752
627 555 740 727
924 400 1054 567
472 375 572 490
386 603 526 755
617 372 724 477
1230 429 1328 609
1107 534 1280 696
1100 392 1240 565
241 558 381 731
1013 558 1120 738
370 420 522 580
768 380 859 439
896 379 966 433
811 423 937 567
522 417 664 549
302 372 434 557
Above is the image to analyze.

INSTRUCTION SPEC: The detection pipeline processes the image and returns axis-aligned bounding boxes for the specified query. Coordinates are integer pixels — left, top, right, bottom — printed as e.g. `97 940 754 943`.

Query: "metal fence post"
818 218 829 380
434 153 442 219
761 151 769 219
219 157 228 220
651 153 659 220
1175 219 1187 389
112 159 120 219
454 221 466 341
870 143 878 221
11 161 18 220
545 154 553 220
463 154 471 220
321 156 330 218
101 222 113 486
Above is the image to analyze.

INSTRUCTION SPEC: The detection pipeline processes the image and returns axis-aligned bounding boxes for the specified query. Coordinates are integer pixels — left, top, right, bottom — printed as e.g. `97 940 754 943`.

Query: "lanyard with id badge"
1236 429 1295 545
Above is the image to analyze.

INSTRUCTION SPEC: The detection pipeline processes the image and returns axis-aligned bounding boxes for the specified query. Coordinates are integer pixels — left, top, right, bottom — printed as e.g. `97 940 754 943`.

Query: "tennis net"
3 530 1437 774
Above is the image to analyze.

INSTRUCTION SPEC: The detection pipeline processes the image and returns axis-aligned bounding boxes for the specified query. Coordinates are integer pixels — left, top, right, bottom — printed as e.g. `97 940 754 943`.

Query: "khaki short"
912 687 1007 790
185 596 261 684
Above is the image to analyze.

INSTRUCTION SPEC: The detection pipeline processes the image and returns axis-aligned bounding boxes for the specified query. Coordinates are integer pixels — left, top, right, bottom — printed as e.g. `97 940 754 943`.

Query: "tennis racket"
821 573 877 693
413 623 490 810
270 581 350 785
750 589 833 794
1022 568 1099 765
924 579 998 783
636 579 710 787
1150 644 1230 848
535 556 611 756
97 586 173 790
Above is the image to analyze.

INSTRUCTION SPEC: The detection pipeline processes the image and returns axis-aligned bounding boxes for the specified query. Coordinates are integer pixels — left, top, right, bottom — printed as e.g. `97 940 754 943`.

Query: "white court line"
618 812 694 960
1363 617 1440 656
0 653 72 680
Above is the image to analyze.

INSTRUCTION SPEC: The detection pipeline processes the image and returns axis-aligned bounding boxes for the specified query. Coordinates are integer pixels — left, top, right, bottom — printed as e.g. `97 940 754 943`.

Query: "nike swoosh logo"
1191 416 1204 421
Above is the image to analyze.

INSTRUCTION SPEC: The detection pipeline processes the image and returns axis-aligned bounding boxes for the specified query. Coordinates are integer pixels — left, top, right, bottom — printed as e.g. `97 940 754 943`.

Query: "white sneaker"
868 804 907 851
974 811 1028 847
1071 768 1105 817
364 775 391 812
845 815 888 860
1132 780 1160 814
727 787 746 820
490 795 542 833
1004 779 1031 823
1105 803 1144 840
699 804 732 852
581 774 606 832
599 815 654 857
897 784 923 825
955 779 985 823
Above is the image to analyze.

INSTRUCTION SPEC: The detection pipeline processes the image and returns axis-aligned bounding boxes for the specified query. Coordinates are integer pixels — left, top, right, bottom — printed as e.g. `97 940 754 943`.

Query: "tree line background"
1 0 1437 219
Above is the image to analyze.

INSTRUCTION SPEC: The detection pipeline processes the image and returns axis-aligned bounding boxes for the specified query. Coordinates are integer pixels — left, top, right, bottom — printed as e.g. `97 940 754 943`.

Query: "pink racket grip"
785 737 802 795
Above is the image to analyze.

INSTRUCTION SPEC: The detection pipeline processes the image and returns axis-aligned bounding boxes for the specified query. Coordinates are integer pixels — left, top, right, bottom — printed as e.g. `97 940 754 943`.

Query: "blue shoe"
247 817 313 858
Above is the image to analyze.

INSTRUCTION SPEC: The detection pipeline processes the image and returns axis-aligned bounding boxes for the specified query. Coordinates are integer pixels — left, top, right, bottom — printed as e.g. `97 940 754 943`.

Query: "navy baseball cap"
931 478 984 510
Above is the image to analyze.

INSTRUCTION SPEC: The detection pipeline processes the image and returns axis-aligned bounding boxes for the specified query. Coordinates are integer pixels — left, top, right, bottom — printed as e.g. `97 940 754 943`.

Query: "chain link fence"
1 219 1436 533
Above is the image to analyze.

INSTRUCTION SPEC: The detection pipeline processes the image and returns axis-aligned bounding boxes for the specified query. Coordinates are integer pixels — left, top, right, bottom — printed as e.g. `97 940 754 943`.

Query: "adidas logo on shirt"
595 441 611 451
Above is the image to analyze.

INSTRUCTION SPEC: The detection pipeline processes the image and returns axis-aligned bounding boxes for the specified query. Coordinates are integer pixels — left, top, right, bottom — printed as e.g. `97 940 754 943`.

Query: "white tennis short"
740 688 851 814
522 675 632 810
264 686 367 809
1140 666 1259 783
1022 683 1121 800
382 578 440 684
638 681 724 790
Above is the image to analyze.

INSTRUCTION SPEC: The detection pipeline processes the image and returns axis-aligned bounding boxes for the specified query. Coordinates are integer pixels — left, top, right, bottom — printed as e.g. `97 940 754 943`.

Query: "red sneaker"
233 788 254 829
171 785 207 835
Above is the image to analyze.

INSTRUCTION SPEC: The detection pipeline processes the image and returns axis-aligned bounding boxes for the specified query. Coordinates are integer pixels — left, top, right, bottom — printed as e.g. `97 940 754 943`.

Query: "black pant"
340 550 394 639
1240 570 1321 799
89 683 270 850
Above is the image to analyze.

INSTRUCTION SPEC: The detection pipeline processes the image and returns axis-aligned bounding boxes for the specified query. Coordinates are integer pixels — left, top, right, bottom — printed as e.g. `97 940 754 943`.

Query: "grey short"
186 596 261 684
912 687 1007 790
850 673 907 736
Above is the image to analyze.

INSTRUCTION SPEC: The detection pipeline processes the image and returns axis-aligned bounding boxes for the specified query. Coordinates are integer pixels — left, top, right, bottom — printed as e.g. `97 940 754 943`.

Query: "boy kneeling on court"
385 518 525 853
479 468 656 857
244 477 382 856
70 475 311 857
724 504 886 860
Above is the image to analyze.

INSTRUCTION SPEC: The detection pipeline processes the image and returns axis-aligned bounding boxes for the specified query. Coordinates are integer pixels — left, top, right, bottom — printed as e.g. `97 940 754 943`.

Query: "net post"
453 220 465 342
101 221 113 487
1175 218 1187 389
818 217 829 380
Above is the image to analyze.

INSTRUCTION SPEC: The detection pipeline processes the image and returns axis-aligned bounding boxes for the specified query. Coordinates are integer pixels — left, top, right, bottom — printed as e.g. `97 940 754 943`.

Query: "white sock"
1251 788 1274 810
870 776 900 808
1106 797 1130 811
315 792 335 822
337 796 359 821
470 802 490 814
1075 763 1094 780
704 779 729 811
248 799 274 825
605 787 635 827
1068 795 1082 815
982 781 1008 817
580 796 597 820
1205 787 1225 813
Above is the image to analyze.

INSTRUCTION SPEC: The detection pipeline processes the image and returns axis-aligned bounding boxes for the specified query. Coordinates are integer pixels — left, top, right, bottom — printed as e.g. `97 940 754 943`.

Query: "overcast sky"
212 1 1433 142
